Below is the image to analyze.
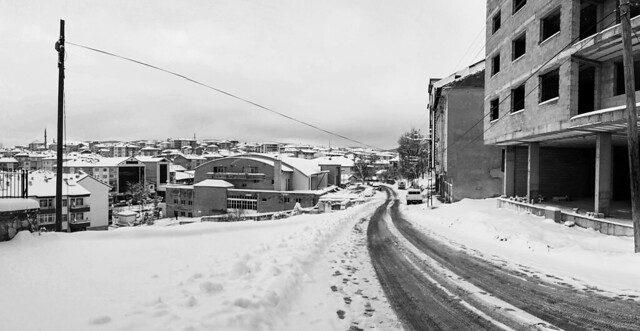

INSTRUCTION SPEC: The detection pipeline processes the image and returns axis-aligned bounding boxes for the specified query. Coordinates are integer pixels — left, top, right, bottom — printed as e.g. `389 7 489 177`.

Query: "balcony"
69 217 90 225
571 15 640 62
70 203 90 212
206 172 266 180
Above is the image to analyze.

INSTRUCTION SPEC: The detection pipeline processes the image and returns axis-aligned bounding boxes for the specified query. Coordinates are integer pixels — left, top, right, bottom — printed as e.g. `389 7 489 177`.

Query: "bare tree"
397 128 429 182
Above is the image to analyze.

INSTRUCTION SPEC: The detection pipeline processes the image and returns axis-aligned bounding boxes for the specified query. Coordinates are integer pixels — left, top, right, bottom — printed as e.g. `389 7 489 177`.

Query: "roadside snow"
0 192 399 331
401 197 640 297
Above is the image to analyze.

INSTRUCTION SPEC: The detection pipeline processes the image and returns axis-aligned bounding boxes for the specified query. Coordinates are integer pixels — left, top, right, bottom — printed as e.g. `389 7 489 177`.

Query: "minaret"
44 128 47 149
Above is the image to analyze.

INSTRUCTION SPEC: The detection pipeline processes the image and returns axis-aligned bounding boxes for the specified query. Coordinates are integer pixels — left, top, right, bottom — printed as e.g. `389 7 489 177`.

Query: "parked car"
398 182 406 190
406 189 423 204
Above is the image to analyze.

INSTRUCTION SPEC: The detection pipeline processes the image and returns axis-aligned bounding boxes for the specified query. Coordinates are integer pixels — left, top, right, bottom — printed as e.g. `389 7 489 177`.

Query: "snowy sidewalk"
401 198 640 297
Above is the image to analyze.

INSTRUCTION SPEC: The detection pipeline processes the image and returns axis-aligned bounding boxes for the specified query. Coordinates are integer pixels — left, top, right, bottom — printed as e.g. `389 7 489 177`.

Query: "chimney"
273 157 283 191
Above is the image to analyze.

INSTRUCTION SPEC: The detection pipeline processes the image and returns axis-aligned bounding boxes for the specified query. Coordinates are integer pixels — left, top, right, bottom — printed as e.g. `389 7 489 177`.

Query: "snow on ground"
399 192 640 297
0 193 399 331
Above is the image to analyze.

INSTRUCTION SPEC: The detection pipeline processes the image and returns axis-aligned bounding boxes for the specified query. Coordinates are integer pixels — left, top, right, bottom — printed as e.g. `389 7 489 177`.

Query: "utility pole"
620 0 640 252
55 19 65 232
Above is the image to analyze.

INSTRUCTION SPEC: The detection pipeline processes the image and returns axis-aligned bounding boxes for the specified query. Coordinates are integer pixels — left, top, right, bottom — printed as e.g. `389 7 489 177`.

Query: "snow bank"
0 198 382 331
402 198 640 295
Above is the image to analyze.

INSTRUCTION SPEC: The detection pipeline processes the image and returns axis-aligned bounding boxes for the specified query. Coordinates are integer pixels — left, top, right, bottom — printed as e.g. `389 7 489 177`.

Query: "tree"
397 128 429 182
126 181 150 205
352 152 379 181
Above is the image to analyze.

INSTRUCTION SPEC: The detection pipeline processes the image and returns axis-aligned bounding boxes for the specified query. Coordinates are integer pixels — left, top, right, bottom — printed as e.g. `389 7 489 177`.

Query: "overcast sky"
0 0 486 150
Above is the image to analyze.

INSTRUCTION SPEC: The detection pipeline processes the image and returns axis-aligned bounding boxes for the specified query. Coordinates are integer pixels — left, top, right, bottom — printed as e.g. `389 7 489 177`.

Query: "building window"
62 199 67 207
491 54 500 76
188 212 193 217
512 33 526 60
75 198 84 206
243 166 258 173
213 166 225 173
227 194 258 210
513 0 526 14
490 98 500 121
188 200 192 205
492 11 501 34
40 199 53 208
295 198 302 203
540 8 561 42
614 61 640 95
181 199 186 205
181 211 186 216
37 214 55 224
242 183 247 188
540 69 560 103
173 199 178 204
511 84 525 112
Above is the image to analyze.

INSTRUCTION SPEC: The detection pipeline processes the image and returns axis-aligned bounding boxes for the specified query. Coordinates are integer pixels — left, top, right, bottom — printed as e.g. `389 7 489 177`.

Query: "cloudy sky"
0 0 485 150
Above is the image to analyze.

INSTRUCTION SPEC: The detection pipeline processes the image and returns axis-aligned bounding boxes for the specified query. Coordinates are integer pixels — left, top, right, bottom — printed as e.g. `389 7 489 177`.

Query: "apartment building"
485 0 640 215
429 61 502 201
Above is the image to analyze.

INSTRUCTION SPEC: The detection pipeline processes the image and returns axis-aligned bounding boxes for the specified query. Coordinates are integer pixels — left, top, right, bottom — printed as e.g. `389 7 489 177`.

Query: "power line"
66 41 382 150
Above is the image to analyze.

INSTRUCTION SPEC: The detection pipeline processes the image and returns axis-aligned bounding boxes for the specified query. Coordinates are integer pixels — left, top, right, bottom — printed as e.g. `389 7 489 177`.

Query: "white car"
406 189 423 204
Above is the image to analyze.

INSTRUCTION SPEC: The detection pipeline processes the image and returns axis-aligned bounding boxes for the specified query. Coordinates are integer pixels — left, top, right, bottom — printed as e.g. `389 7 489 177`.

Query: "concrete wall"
165 186 195 217
509 146 595 198
194 158 279 190
78 176 110 230
193 186 228 216
445 87 503 200
484 0 578 144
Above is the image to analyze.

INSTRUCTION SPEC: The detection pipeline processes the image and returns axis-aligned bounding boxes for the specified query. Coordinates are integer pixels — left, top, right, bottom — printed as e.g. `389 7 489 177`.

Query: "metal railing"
0 170 29 198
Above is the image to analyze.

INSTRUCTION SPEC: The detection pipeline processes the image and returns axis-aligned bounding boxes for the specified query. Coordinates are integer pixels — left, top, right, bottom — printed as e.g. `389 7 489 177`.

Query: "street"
367 188 640 330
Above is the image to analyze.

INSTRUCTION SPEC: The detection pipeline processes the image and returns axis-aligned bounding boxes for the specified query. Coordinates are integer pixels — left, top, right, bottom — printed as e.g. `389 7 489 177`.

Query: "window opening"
492 11 501 33
513 0 526 14
512 33 526 60
541 9 561 42
512 85 525 112
490 98 500 121
491 54 500 76
540 69 560 103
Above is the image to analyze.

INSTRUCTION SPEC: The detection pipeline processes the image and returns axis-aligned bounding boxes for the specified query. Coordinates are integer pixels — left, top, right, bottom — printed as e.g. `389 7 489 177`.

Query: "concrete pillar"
503 147 516 196
595 133 612 216
527 143 540 202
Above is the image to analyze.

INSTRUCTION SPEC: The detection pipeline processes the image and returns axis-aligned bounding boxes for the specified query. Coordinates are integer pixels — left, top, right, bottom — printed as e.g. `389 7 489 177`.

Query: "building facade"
429 62 503 201
485 0 640 215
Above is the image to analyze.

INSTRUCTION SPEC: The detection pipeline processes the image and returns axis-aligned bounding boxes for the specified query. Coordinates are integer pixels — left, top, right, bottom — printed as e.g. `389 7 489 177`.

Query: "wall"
484 0 578 145
165 186 195 217
0 207 38 241
194 158 277 190
509 146 595 198
445 86 503 200
78 176 110 230
193 186 228 216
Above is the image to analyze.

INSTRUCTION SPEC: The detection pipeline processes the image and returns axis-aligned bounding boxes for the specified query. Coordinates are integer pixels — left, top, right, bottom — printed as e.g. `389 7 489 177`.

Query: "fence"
0 170 29 199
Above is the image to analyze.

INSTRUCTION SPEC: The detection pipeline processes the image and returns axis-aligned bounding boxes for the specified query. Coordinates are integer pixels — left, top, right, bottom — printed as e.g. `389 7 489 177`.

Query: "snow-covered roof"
171 164 187 172
175 171 194 181
24 172 91 197
0 198 39 212
0 157 18 163
194 179 234 188
135 156 169 163
315 156 355 167
64 156 140 168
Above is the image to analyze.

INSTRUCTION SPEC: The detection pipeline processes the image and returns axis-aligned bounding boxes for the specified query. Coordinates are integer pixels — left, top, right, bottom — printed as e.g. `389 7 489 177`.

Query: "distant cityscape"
0 135 398 238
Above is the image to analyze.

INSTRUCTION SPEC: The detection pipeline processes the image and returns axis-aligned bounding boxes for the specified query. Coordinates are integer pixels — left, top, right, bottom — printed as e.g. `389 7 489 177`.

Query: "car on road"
406 189 423 204
398 182 406 190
